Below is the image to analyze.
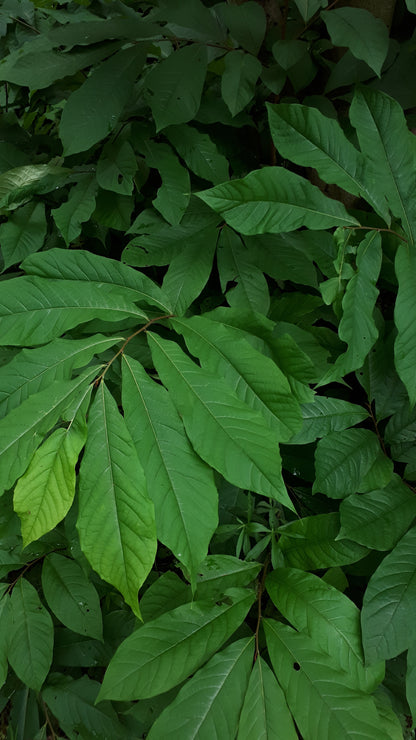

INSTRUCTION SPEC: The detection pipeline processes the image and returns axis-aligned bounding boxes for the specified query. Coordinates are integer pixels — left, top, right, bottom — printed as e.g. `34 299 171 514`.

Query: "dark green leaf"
0 202 47 271
8 579 53 691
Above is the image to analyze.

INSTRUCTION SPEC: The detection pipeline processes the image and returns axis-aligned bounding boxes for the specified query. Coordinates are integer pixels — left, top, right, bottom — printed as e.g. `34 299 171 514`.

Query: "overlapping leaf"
288 396 368 445
8 579 53 691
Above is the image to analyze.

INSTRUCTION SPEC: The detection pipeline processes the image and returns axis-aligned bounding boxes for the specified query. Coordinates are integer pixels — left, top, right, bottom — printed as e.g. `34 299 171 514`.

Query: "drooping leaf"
217 227 271 314
41 553 102 640
156 0 225 43
293 0 328 22
221 50 262 117
218 1 266 55
96 139 138 195
52 174 98 246
197 166 359 235
288 396 368 445
147 638 254 739
322 8 389 76
195 556 261 600
166 124 229 185
60 44 146 156
143 141 190 226
122 354 218 588
405 0 416 11
98 588 255 701
362 525 416 663
140 572 191 623
406 640 416 722
8 579 53 691
147 332 293 509
161 230 216 315
0 585 10 689
0 164 69 210
394 243 416 405
0 201 47 271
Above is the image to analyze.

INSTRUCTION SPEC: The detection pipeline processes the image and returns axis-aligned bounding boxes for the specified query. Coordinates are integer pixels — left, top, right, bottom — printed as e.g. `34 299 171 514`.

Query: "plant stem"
343 225 408 244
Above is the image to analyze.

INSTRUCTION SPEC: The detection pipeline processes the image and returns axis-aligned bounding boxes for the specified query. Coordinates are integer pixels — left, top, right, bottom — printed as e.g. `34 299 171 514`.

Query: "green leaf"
60 45 146 156
143 141 190 226
161 235 216 315
0 276 147 346
197 167 359 235
166 124 229 185
405 0 416 11
350 87 416 244
314 428 390 499
41 553 102 640
264 620 390 740
195 556 261 601
322 8 389 77
221 51 262 117
0 586 10 689
217 227 271 314
96 139 137 195
77 382 156 618
8 579 53 691
267 567 384 692
98 588 255 701
156 0 225 43
362 525 416 663
146 44 208 132
52 174 98 246
93 189 134 231
0 201 47 271
339 475 416 551
406 640 416 722
394 243 416 405
147 332 294 509
147 638 254 739
293 0 328 22
218 1 266 55
288 396 368 445
0 164 69 210
278 512 368 569
140 572 191 623
122 354 218 589
237 656 298 740
171 315 302 442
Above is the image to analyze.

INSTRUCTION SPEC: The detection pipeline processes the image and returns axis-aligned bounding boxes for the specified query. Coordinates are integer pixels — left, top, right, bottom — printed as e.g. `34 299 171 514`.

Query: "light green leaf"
77 382 156 617
0 276 147 346
166 124 229 185
288 396 368 445
0 164 69 210
148 638 254 739
42 554 102 640
394 243 416 405
195 556 261 601
221 51 262 117
8 579 53 691
322 8 389 76
217 226 270 314
197 166 359 235
147 332 293 509
237 656 298 740
60 45 146 156
122 354 218 589
52 174 98 246
218 1 266 55
278 512 368 569
362 525 416 663
313 428 389 498
161 231 216 315
405 0 416 11
293 0 328 22
0 201 47 271
96 140 137 195
339 475 416 550
267 103 389 221
146 44 208 132
264 620 390 740
267 567 384 692
143 141 190 226
98 588 255 701
350 87 416 244
171 315 302 442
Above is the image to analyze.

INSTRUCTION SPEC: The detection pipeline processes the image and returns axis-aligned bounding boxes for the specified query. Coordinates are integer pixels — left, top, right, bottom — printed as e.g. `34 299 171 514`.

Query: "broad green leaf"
171 315 302 442
339 475 416 550
0 368 97 495
52 174 98 246
147 333 293 509
197 166 359 235
322 8 389 76
147 638 254 739
0 276 147 346
47 17 160 47
406 0 416 11
278 512 368 569
60 45 146 156
244 232 319 289
350 87 416 244
14 413 88 547
373 691 404 740
161 232 216 315
293 0 328 21
0 334 122 419
98 588 255 701
140 572 191 623
288 396 368 445
166 124 229 185
359 330 408 420
8 579 53 691
0 164 69 210
77 382 156 617
217 227 270 314
0 201 47 271
122 354 218 589
42 554 102 640
22 247 170 313
96 140 137 195
218 1 266 55
146 44 208 131
362 525 416 663
42 676 126 740
221 51 262 117
93 189 134 231
156 0 225 43
272 39 309 71
195 555 261 600
0 585 10 689
143 141 190 226
264 620 390 740
267 103 389 221
267 568 384 692
314 428 390 498
394 243 416 405
320 231 382 383
237 656 298 740
406 640 416 722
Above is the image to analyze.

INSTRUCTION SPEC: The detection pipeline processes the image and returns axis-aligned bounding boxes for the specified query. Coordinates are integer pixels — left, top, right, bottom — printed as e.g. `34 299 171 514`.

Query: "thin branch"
40 698 57 740
366 401 387 457
10 15 40 34
343 225 408 244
